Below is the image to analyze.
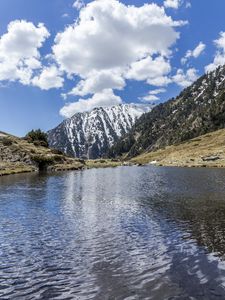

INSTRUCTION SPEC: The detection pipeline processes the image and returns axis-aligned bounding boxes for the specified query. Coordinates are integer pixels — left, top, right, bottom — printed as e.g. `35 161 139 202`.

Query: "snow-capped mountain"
47 104 151 159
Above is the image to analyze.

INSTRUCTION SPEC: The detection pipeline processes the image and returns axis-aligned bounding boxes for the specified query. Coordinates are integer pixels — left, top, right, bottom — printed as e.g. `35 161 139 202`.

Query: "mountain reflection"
2 166 225 298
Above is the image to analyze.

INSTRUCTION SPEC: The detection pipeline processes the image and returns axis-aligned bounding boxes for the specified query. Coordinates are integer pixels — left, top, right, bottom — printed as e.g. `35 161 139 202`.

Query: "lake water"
1 166 225 299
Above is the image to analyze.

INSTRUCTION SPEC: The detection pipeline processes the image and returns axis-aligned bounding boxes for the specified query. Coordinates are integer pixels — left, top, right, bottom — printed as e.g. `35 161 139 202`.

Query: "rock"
123 162 133 166
201 156 220 162
10 155 21 162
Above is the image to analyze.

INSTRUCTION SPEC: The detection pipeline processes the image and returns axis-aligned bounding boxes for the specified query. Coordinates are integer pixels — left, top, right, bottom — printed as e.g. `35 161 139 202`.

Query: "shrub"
31 154 54 164
25 129 49 147
1 137 13 146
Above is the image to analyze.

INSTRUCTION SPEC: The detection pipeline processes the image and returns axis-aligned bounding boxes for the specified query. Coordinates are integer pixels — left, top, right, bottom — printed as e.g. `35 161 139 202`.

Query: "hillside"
48 104 151 159
0 132 121 176
109 65 225 158
131 128 225 168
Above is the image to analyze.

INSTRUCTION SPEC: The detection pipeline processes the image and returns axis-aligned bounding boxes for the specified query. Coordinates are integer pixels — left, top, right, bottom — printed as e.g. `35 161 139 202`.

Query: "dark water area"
1 166 225 299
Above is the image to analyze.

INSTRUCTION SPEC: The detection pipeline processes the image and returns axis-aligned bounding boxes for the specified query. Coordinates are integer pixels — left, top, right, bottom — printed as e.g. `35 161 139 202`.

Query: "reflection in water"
1 166 225 298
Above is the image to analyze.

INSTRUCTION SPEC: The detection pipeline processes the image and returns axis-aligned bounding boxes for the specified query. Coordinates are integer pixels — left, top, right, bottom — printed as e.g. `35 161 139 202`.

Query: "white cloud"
186 1 191 8
205 32 225 72
62 13 69 18
147 76 172 87
25 57 42 70
191 42 206 58
60 89 122 117
73 0 85 10
69 70 125 96
148 88 166 95
126 56 171 86
141 94 159 102
53 0 184 105
181 42 206 65
0 1 187 115
173 68 198 87
140 88 166 102
32 65 64 90
53 1 181 77
0 20 49 84
164 0 181 9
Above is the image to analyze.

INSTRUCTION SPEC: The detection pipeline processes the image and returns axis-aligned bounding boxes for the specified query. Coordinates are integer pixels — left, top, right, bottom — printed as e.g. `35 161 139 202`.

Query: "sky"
0 0 225 136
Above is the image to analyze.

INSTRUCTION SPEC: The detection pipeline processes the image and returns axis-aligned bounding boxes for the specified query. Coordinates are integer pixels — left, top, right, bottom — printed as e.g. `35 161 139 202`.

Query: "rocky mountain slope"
0 131 122 176
47 104 151 159
0 131 84 175
109 65 225 158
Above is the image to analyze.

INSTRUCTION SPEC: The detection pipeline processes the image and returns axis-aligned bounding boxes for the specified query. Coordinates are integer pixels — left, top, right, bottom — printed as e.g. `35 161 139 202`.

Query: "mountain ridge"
47 103 152 159
108 65 225 158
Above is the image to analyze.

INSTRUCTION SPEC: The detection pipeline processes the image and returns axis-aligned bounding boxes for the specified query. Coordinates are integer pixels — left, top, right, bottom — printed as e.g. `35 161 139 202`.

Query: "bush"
1 137 13 146
31 154 54 164
25 129 49 147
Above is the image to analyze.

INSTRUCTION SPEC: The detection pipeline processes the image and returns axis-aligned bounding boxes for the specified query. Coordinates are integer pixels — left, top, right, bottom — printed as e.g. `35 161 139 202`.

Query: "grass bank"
0 132 123 176
131 128 225 168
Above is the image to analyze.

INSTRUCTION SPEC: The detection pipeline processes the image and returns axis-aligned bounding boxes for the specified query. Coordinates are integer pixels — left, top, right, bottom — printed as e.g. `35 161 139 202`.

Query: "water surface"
1 166 225 299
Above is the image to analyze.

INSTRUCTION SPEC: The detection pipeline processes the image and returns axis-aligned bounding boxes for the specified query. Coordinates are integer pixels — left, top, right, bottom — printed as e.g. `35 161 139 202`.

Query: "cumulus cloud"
32 65 64 90
141 95 159 102
140 88 166 102
173 68 198 87
53 1 181 77
148 88 166 95
73 0 85 10
164 0 181 9
60 89 122 117
0 1 188 115
53 0 185 106
181 42 206 65
126 56 171 86
69 70 125 96
205 32 225 72
0 20 49 84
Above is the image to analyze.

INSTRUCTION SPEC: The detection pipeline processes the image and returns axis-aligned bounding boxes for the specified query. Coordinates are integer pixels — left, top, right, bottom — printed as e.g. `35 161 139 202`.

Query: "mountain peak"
48 103 152 159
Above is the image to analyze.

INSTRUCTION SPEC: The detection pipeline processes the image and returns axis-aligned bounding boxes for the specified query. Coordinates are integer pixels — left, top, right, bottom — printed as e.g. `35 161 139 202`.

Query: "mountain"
109 65 225 158
131 128 225 168
47 104 151 159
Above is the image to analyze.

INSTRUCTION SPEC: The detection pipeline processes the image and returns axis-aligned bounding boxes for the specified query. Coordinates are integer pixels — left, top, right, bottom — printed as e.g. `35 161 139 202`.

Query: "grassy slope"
3 126 225 175
131 128 225 168
0 133 122 176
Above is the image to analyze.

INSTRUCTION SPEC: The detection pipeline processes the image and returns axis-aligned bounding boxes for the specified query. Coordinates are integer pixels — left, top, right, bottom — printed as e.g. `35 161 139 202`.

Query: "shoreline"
2 159 225 178
131 129 225 170
0 160 123 177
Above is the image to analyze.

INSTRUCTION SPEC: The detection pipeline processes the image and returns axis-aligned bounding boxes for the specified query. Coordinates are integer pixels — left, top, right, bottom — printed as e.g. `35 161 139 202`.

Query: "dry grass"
52 162 84 172
131 128 225 168
0 133 123 176
86 159 122 169
4 127 225 175
0 162 35 176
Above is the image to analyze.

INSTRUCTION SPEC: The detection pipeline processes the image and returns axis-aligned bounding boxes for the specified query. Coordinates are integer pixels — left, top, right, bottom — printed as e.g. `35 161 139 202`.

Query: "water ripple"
1 167 225 299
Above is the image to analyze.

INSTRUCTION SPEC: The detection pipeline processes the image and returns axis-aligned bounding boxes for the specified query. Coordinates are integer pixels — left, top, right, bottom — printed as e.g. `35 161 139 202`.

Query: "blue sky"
0 0 225 136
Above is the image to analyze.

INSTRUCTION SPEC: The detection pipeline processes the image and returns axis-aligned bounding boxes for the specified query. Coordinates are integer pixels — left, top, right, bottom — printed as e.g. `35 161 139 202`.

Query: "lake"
1 166 225 299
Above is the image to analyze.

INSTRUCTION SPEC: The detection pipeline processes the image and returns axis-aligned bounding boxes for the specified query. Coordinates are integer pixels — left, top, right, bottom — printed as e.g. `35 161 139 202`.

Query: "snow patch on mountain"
48 104 152 159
